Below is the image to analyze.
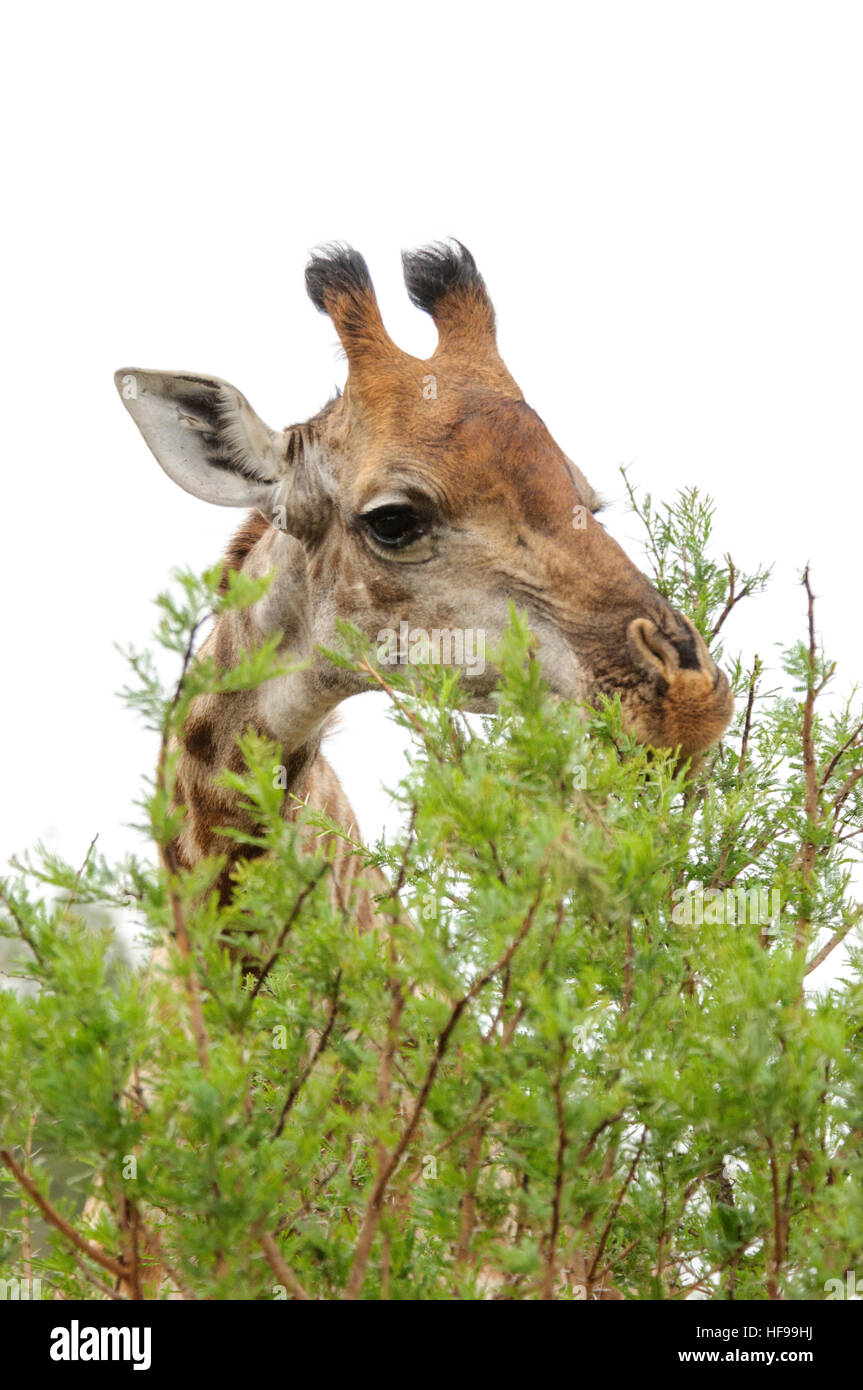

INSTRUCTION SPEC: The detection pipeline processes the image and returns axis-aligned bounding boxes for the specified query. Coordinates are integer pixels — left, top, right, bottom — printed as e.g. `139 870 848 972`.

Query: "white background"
1 2 860 876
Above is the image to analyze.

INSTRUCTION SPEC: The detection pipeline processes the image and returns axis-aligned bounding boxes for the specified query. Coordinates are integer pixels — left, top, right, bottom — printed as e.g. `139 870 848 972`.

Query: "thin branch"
72 1254 129 1300
765 1135 786 1300
117 1191 143 1301
275 1160 342 1237
587 1127 648 1287
272 972 341 1140
576 1113 625 1167
60 834 100 921
818 716 863 795
0 886 44 967
622 922 634 1018
805 905 863 976
258 1229 312 1301
356 658 431 742
0 1148 129 1283
541 1040 568 1300
247 862 332 1007
831 765 863 824
454 1120 485 1275
711 555 759 638
736 657 762 778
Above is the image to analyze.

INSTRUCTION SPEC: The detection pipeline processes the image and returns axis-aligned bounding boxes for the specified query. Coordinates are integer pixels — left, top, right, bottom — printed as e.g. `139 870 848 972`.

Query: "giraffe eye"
362 505 428 550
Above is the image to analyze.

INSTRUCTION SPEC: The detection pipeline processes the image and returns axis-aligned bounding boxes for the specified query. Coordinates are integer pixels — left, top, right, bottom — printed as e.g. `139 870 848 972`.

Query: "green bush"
1 480 862 1300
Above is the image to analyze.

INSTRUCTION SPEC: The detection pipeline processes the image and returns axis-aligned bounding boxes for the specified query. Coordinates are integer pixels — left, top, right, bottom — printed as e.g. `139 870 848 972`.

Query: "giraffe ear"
115 369 286 512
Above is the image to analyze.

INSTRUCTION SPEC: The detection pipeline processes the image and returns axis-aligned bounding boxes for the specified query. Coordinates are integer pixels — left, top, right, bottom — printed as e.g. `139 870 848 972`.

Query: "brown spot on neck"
183 715 217 765
219 511 271 594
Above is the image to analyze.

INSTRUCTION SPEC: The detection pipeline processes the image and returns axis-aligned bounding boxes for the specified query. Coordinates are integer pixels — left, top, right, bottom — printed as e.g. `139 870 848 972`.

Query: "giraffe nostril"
629 616 714 682
628 618 677 679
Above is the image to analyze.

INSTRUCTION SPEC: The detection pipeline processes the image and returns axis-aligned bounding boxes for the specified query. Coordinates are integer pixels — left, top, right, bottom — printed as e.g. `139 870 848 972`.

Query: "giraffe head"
116 242 733 762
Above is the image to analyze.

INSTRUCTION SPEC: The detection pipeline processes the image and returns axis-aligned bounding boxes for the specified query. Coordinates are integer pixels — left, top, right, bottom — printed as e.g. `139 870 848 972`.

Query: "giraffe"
106 241 735 1298
117 240 733 916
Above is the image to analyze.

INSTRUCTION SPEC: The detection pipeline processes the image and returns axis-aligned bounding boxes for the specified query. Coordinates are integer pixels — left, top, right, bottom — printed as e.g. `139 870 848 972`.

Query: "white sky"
2 2 861 904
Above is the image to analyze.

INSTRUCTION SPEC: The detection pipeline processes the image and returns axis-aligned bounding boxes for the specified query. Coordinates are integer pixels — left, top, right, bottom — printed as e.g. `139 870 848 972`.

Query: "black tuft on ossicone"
305 244 374 313
401 239 488 316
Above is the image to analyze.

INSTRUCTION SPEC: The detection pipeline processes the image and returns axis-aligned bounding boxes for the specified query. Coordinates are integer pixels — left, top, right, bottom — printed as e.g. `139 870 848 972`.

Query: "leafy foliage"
1 485 862 1300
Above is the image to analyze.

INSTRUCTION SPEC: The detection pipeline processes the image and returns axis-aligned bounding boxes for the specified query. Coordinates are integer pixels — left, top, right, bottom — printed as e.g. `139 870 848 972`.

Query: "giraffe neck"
169 518 374 917
172 614 372 919
172 540 326 886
